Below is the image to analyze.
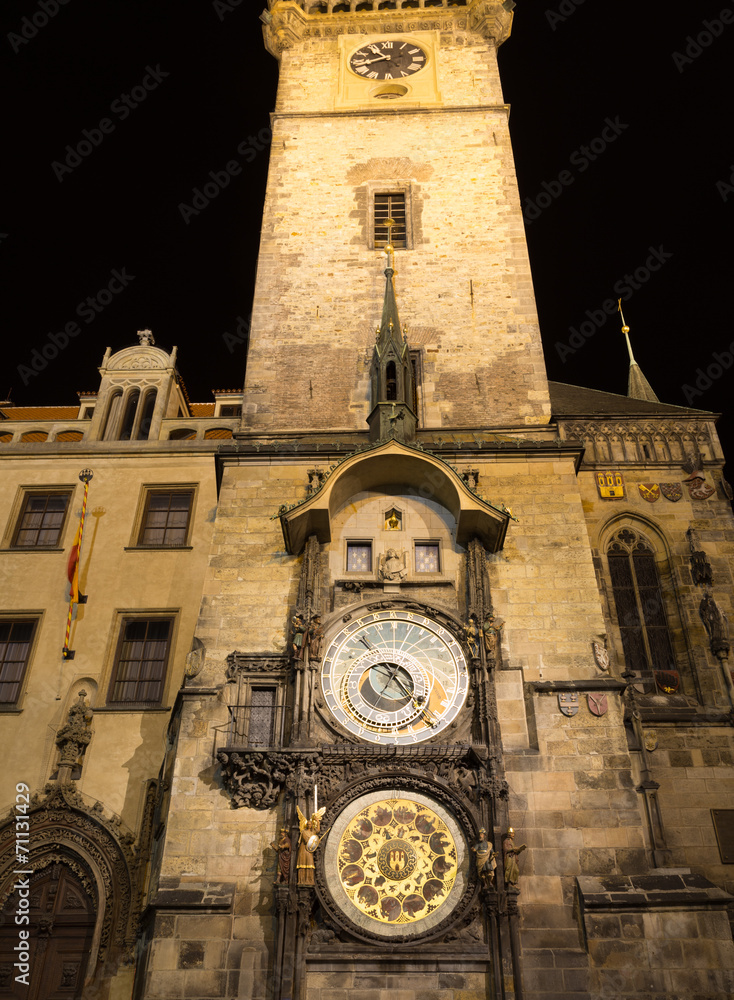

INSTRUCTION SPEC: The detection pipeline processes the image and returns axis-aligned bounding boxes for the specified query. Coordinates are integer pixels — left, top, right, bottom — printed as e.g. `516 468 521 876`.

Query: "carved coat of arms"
660 482 682 502
596 471 625 499
587 693 608 717
592 641 610 672
558 692 579 716
655 669 680 694
686 477 716 500
638 483 660 503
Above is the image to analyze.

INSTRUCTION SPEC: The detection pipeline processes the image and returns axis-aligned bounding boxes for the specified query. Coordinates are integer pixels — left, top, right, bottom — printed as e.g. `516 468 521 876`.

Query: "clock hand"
352 55 391 66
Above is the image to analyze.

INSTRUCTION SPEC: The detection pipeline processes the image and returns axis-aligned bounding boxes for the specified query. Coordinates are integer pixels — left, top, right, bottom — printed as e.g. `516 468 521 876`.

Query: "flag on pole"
67 521 82 603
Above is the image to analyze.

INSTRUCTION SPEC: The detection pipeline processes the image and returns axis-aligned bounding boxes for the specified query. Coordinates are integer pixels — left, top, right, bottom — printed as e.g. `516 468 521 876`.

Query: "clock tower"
136 4 734 1000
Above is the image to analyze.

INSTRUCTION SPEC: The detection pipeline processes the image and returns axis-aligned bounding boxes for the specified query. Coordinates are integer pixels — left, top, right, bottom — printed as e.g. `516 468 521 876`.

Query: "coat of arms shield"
638 483 660 502
558 692 579 716
660 482 682 502
587 692 608 717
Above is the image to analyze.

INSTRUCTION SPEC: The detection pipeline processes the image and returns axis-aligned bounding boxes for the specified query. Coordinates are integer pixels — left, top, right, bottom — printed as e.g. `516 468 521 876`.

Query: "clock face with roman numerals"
349 40 428 81
320 610 469 745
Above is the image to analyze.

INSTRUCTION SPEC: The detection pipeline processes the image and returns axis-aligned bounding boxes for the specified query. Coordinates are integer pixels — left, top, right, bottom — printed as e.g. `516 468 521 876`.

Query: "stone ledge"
150 879 236 911
576 873 733 911
531 680 627 693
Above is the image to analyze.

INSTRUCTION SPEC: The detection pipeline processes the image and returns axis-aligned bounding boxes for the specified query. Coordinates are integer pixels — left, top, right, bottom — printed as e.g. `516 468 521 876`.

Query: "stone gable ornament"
638 483 660 502
660 482 682 502
558 692 579 716
587 693 608 717
592 641 610 672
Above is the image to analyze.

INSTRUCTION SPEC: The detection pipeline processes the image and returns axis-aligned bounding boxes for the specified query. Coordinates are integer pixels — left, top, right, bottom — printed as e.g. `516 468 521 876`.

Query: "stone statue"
291 613 307 660
471 827 497 886
270 828 292 884
699 593 730 660
463 617 480 658
502 828 527 887
379 548 407 582
482 614 504 658
296 805 327 886
308 615 324 659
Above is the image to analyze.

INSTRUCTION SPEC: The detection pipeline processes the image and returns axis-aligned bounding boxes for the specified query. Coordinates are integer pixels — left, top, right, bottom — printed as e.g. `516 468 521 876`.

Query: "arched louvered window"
137 388 157 440
607 528 676 681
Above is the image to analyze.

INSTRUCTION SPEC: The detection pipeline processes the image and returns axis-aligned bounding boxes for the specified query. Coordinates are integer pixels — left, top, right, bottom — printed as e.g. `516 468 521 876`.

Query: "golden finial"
617 298 636 365
385 217 396 269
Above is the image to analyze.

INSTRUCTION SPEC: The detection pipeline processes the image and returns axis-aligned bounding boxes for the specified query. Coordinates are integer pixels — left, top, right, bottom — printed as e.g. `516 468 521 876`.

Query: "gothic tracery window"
606 528 676 680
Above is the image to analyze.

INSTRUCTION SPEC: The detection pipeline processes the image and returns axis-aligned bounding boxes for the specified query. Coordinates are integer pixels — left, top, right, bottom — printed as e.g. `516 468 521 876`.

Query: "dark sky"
3 1 733 458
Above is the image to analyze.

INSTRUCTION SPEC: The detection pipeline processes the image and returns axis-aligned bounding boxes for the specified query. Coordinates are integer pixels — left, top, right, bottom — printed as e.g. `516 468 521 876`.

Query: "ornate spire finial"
617 300 659 403
137 329 155 346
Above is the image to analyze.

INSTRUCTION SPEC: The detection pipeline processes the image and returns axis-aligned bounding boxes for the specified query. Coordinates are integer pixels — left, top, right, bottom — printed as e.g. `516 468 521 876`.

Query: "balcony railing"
270 0 468 13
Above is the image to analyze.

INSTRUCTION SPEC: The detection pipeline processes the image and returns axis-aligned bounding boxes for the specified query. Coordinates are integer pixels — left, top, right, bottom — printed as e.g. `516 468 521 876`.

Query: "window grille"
374 193 406 248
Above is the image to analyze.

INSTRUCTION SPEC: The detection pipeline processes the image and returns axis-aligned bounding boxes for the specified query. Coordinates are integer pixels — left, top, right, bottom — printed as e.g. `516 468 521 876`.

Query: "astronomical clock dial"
323 792 470 940
321 610 469 745
349 39 428 81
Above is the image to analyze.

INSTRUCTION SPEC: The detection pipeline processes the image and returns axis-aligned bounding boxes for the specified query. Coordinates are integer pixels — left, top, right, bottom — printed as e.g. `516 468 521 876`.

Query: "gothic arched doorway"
0 863 96 999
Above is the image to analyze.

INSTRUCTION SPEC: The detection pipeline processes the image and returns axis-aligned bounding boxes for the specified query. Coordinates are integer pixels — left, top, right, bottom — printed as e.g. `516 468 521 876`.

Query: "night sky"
3 1 733 459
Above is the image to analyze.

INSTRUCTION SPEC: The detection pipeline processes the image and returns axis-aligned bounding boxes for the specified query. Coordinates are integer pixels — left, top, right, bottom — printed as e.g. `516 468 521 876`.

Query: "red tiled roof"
0 406 79 420
189 403 216 416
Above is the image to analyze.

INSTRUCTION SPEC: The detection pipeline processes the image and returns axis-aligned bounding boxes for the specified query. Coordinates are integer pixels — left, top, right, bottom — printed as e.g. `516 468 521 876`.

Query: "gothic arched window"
606 527 676 679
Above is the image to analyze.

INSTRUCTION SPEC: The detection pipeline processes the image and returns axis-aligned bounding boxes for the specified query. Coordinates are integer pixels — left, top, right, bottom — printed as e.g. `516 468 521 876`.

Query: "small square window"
374 193 406 248
12 492 71 548
219 404 242 418
0 620 38 706
138 490 194 547
415 542 440 574
347 541 372 573
108 618 173 707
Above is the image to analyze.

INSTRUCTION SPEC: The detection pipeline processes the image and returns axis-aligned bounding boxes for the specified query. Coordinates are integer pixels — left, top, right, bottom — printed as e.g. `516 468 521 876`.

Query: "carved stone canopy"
279 439 510 554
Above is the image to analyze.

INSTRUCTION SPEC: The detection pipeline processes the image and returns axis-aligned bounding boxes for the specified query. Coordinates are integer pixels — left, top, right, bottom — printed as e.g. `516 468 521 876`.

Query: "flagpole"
63 469 93 660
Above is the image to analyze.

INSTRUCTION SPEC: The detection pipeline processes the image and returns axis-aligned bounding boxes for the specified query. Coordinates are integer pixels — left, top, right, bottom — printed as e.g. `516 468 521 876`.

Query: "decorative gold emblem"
638 483 660 503
337 798 457 926
596 471 625 499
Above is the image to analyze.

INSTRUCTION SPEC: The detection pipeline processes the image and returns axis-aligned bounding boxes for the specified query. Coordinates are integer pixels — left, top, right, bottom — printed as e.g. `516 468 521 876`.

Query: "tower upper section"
242 1 551 436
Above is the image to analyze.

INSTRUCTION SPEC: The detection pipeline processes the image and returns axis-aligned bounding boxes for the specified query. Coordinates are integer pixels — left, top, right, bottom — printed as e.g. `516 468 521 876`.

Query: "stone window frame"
414 539 442 575
8 488 74 550
599 518 691 696
0 616 40 709
105 614 177 709
127 484 198 550
366 181 415 251
346 538 374 574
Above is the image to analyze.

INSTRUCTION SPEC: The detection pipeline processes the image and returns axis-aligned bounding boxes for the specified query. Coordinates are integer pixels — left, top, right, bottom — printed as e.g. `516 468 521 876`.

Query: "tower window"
607 529 676 681
386 361 398 400
248 686 277 747
12 491 71 548
374 193 406 248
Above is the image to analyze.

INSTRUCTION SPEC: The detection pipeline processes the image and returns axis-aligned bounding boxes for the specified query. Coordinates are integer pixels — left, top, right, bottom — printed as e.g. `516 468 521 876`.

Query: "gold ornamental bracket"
278 438 511 554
